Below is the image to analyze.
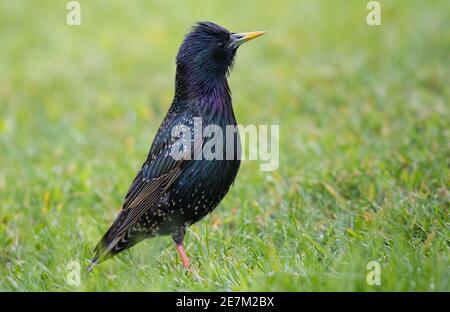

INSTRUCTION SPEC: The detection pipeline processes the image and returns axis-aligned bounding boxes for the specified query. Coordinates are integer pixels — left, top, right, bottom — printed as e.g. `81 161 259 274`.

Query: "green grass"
0 0 449 291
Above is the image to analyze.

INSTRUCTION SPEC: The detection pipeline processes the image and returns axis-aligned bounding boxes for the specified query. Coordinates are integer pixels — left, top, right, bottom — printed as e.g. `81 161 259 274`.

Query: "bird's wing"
99 110 200 243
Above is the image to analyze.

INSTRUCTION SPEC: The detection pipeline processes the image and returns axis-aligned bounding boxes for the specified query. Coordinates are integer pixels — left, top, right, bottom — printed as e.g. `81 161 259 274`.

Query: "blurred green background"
0 0 448 291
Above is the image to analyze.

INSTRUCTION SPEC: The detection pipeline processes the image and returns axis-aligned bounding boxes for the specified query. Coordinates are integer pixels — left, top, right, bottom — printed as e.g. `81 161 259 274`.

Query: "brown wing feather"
91 127 202 266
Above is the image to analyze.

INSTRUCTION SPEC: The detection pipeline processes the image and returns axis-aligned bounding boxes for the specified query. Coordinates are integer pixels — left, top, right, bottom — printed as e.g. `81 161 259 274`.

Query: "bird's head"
175 22 265 96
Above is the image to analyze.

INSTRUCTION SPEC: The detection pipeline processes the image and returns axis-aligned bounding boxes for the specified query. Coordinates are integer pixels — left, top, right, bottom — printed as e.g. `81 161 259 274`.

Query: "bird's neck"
174 71 233 117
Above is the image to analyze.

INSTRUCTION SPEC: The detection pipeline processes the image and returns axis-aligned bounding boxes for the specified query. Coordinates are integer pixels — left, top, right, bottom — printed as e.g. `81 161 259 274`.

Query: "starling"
89 22 265 270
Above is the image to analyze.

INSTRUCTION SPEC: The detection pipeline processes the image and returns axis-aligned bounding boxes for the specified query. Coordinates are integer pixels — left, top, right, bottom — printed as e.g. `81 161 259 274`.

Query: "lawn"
0 0 448 291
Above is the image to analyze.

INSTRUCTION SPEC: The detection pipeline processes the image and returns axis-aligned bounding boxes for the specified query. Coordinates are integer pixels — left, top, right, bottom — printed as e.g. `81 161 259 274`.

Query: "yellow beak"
230 31 266 48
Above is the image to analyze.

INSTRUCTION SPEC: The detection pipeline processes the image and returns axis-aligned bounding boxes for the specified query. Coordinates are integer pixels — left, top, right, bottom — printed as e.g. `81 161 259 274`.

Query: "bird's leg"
176 243 190 269
172 227 190 270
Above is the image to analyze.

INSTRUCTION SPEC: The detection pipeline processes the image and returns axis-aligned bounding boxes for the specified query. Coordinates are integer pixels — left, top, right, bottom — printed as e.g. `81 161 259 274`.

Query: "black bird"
89 22 265 270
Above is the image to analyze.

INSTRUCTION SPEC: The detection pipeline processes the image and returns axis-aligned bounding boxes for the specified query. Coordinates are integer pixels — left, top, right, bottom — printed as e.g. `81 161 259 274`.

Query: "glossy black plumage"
89 22 264 269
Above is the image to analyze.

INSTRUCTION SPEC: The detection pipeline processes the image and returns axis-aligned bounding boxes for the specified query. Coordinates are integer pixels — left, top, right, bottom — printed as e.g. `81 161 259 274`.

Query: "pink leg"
176 243 190 270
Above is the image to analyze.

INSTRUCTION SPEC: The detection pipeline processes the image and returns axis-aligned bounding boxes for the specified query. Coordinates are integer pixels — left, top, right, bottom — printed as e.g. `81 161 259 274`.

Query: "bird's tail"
88 226 147 271
87 231 123 272
88 206 155 271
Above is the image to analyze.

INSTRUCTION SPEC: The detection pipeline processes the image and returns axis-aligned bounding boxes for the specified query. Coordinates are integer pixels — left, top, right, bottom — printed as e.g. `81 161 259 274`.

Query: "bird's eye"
217 42 225 48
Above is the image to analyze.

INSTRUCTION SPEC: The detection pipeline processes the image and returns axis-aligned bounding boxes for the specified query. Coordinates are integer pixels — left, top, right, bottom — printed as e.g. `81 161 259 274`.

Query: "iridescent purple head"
175 22 265 99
